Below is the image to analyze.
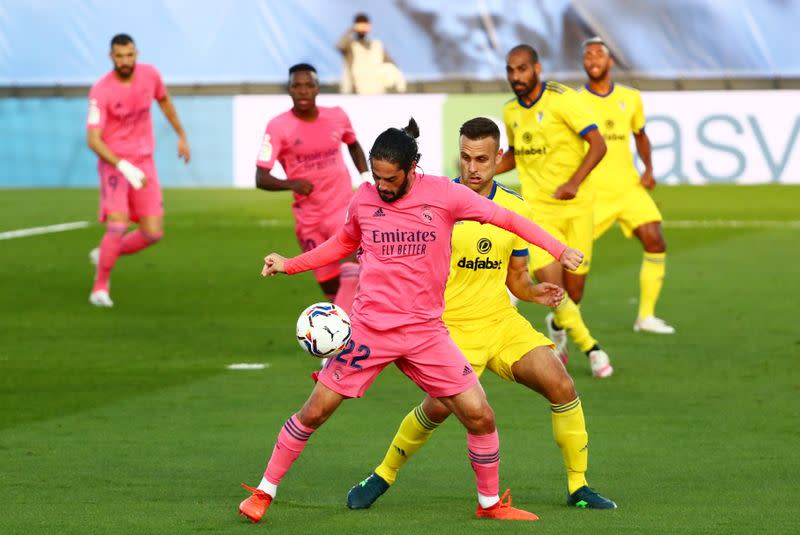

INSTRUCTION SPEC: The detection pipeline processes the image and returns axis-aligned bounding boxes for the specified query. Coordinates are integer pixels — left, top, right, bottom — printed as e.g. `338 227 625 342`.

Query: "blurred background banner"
3 0 799 85
0 96 232 187
2 90 798 187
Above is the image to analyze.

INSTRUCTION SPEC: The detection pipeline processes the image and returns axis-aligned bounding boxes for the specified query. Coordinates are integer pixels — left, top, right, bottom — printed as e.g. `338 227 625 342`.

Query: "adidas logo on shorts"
373 208 386 217
462 365 473 376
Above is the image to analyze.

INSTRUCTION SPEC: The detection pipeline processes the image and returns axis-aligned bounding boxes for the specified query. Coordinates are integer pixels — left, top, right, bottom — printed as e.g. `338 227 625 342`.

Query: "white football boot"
634 316 675 334
89 290 114 308
545 312 568 364
588 349 613 378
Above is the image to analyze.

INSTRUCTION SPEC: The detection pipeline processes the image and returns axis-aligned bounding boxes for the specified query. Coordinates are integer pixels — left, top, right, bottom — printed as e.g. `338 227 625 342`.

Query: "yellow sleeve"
555 90 598 137
632 90 646 133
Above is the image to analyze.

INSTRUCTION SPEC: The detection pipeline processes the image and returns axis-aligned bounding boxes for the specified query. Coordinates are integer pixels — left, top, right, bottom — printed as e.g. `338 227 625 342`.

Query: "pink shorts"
318 319 479 399
295 206 347 283
98 156 163 223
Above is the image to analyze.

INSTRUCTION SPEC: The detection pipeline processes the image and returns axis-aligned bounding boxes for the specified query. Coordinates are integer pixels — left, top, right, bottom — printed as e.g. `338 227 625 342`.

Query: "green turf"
1 186 798 534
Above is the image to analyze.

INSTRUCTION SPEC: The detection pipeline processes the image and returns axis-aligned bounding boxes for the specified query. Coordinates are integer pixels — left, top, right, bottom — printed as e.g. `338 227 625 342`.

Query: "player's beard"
511 80 535 99
115 64 135 79
378 174 410 203
586 64 609 83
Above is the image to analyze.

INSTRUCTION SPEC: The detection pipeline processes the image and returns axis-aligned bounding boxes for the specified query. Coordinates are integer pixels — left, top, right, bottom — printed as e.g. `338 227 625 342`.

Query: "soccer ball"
296 303 352 358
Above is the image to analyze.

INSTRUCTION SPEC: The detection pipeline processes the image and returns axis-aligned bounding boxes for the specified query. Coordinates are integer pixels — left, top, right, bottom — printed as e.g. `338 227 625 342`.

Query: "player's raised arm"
449 182 582 270
261 227 360 277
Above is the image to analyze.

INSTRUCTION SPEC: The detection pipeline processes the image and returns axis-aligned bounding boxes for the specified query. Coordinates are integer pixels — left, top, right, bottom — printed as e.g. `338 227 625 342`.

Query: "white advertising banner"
233 94 447 188
642 90 800 184
233 90 800 188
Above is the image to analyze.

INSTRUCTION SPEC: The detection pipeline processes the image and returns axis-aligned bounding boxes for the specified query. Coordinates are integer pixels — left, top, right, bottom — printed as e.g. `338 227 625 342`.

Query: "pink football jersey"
256 106 357 225
341 174 503 330
87 63 166 157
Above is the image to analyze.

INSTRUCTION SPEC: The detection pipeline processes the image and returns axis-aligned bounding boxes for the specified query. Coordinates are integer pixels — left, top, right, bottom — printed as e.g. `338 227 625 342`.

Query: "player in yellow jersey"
579 37 674 334
346 117 616 511
498 44 613 377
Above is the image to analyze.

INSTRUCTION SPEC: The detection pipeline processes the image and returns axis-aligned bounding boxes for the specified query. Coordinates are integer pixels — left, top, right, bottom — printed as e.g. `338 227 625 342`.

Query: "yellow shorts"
528 203 594 275
594 186 663 239
446 310 553 382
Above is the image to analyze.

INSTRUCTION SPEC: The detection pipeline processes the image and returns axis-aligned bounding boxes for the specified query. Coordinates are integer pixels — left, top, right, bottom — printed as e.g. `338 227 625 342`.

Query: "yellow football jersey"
578 83 646 195
443 180 531 323
503 81 599 207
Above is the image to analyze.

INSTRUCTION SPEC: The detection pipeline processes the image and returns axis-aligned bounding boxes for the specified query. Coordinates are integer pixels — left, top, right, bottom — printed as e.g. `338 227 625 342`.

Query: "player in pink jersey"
237 119 584 524
86 33 190 307
255 63 368 314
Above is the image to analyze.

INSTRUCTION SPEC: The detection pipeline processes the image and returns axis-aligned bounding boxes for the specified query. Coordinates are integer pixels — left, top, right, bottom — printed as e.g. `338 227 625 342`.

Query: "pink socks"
467 431 500 497
92 222 127 292
263 415 315 486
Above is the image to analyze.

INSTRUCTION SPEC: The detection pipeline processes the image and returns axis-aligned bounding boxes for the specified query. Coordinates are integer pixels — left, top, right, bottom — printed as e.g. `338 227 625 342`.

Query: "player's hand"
553 180 579 200
261 253 287 277
559 247 584 271
640 168 656 190
177 136 191 163
116 159 146 189
289 179 314 196
530 282 564 307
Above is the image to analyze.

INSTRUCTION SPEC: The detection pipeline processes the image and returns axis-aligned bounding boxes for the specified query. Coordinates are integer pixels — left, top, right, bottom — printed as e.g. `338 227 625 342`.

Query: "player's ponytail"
370 117 421 172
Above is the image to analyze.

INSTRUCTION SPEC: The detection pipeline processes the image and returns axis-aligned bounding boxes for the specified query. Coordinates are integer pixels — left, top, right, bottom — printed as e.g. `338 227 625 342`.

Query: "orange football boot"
475 489 539 521
239 484 273 523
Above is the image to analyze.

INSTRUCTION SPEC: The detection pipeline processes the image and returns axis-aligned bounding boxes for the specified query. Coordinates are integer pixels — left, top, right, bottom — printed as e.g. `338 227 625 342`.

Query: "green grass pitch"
1 185 798 534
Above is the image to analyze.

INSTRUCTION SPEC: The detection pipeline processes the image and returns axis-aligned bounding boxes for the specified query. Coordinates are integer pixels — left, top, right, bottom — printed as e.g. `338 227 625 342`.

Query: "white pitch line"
227 363 270 370
664 220 800 229
0 221 91 241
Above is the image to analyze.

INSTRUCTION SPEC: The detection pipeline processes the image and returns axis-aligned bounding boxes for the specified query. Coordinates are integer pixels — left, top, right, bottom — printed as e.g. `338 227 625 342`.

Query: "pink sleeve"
338 107 356 145
449 181 566 261
87 86 106 129
489 207 566 261
256 120 281 169
284 228 360 274
284 188 363 274
152 66 167 101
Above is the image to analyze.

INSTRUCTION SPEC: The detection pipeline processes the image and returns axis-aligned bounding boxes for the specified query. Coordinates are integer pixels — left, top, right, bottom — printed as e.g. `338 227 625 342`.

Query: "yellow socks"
374 404 441 485
551 397 589 494
639 252 666 319
554 296 597 353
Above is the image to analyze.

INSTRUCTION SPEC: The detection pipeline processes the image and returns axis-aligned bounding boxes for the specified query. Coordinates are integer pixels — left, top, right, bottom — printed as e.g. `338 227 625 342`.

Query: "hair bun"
402 118 420 139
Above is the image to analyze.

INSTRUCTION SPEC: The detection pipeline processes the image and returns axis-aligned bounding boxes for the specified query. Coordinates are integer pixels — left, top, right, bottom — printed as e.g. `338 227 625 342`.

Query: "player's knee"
296 405 330 429
547 373 577 405
568 287 584 303
651 234 667 253
640 224 666 253
461 405 495 434
297 396 338 429
421 399 451 423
